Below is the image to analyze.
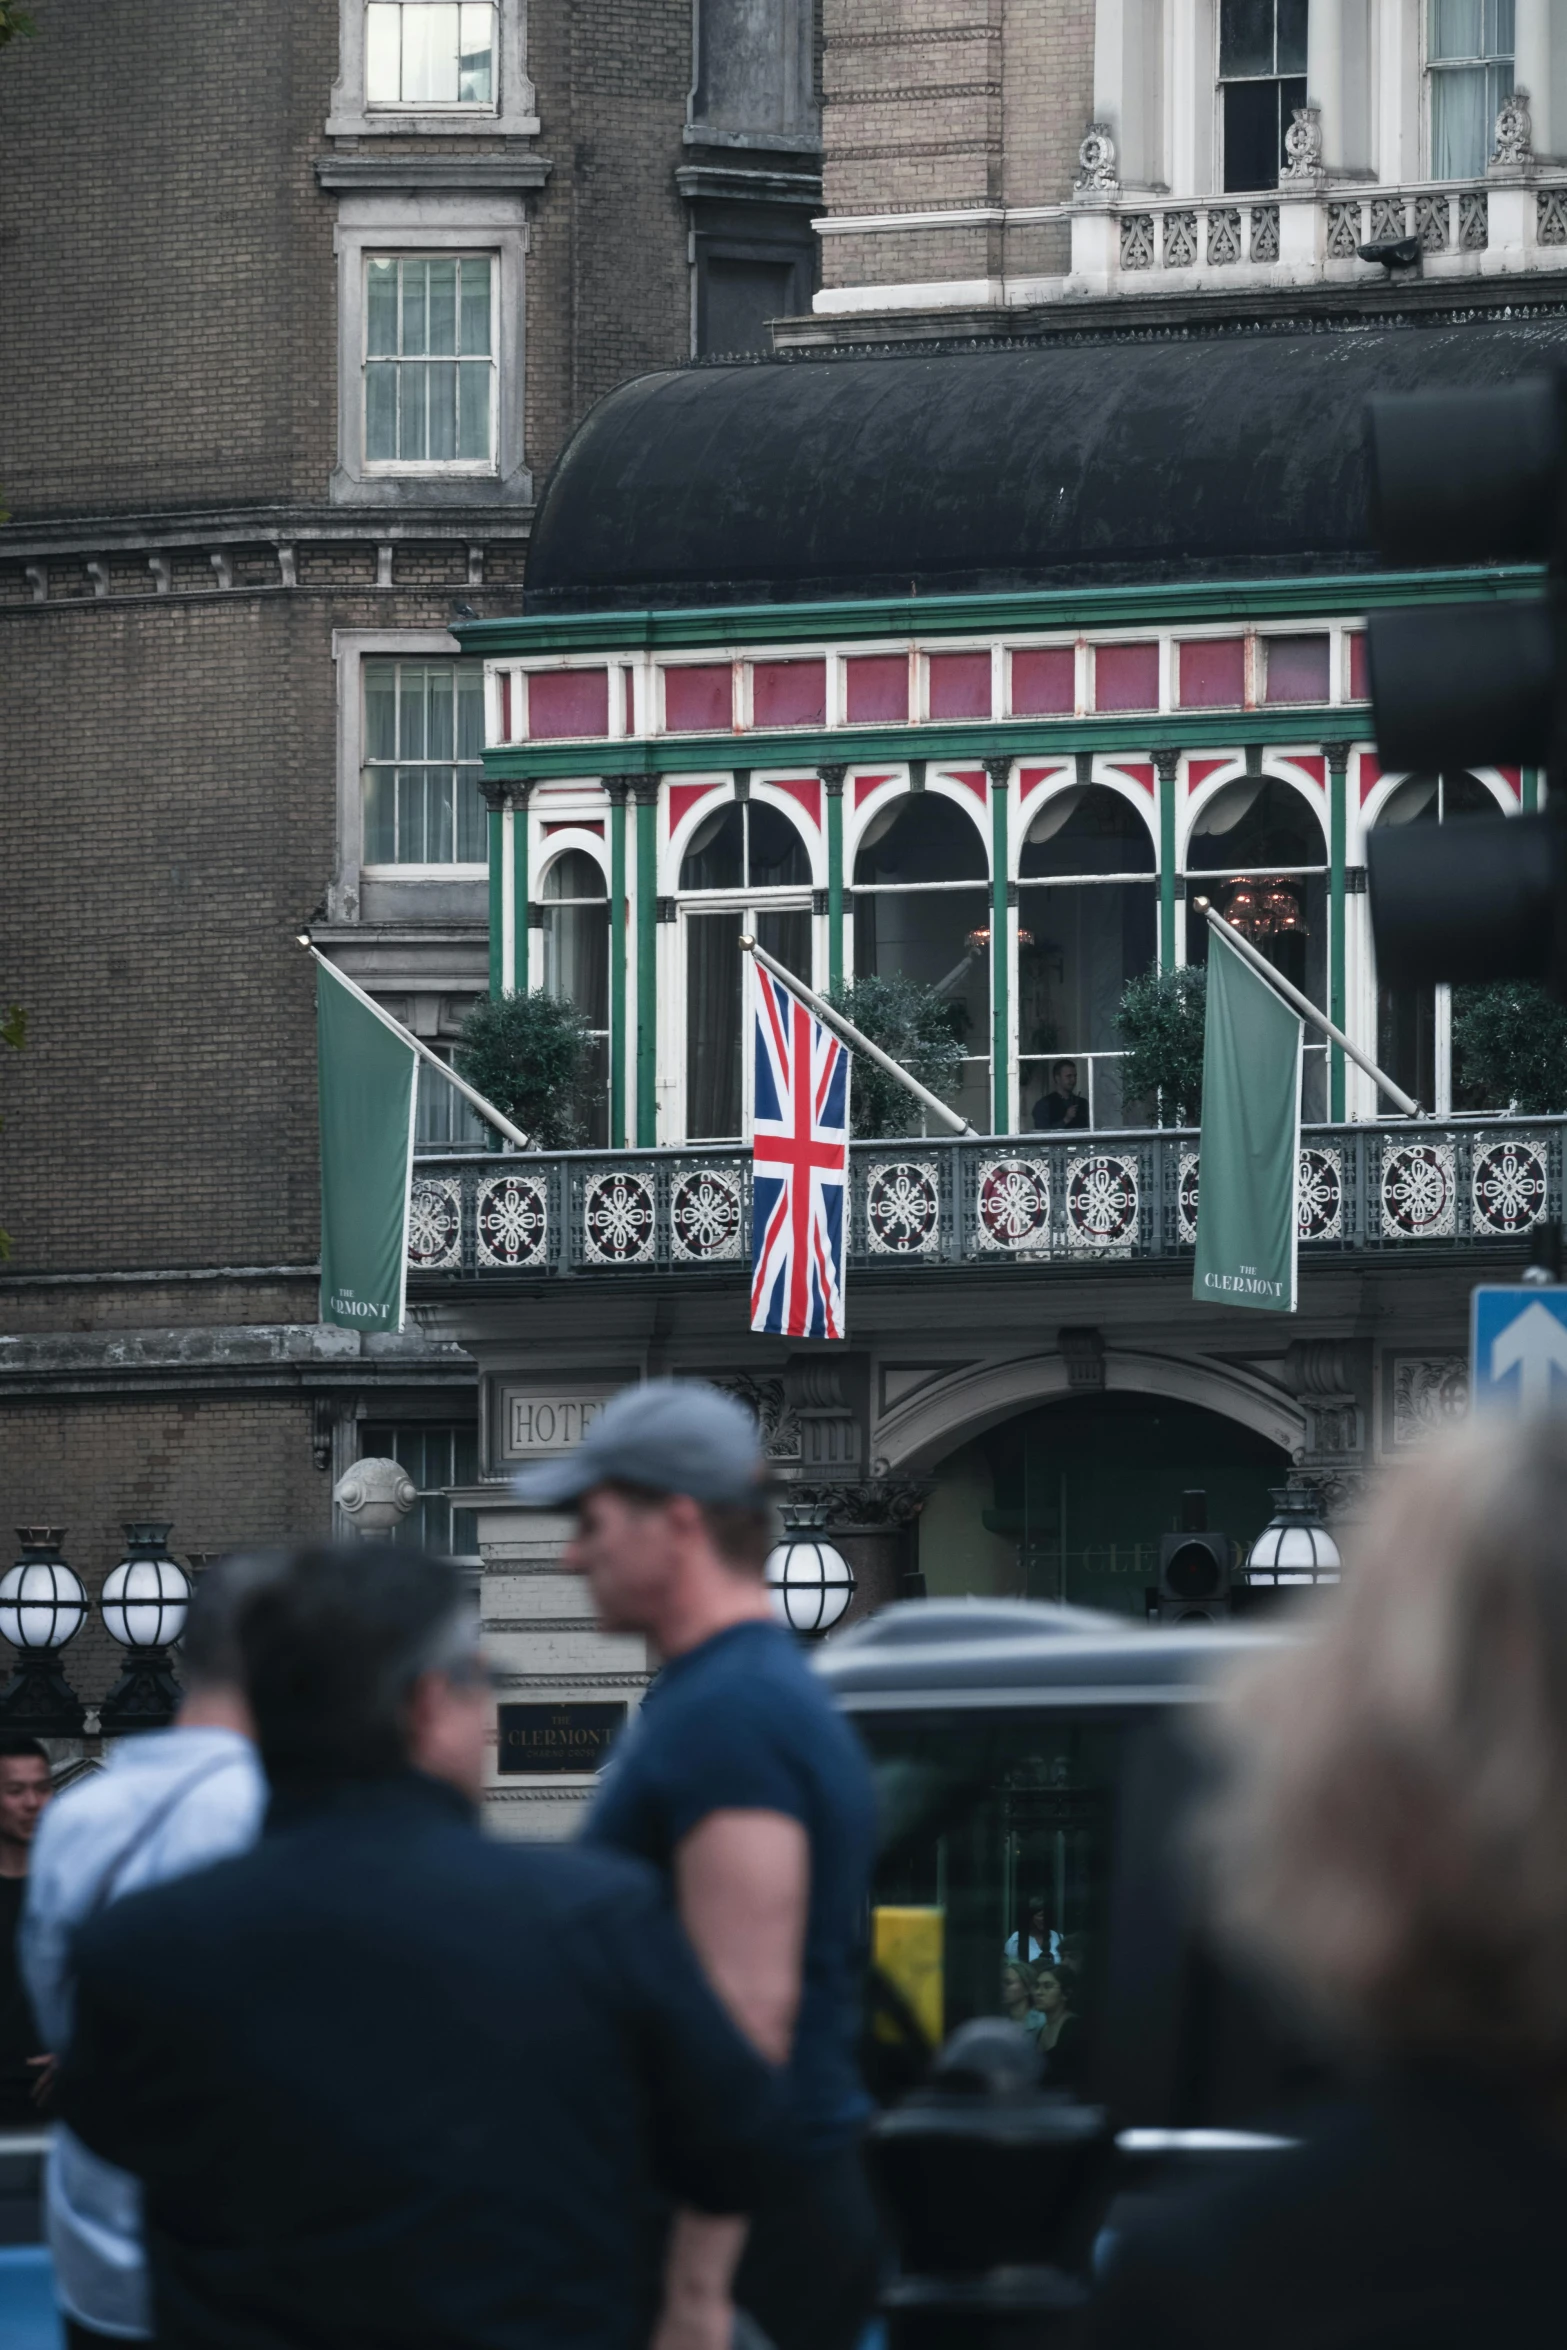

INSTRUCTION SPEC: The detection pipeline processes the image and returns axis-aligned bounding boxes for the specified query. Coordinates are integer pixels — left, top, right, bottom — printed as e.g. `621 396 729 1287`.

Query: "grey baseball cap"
510 1379 768 1509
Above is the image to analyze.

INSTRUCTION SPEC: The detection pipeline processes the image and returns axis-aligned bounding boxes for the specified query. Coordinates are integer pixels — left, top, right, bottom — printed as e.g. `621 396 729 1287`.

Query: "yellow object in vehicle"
872 1905 944 2050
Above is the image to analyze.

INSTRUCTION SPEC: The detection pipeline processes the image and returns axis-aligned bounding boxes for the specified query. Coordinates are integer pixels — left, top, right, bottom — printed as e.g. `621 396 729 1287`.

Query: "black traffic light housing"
1364 372 1567 993
1154 1490 1233 1625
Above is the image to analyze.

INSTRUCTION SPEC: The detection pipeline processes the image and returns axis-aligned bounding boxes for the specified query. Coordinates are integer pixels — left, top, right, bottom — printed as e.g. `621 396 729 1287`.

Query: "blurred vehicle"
818 1598 1321 2337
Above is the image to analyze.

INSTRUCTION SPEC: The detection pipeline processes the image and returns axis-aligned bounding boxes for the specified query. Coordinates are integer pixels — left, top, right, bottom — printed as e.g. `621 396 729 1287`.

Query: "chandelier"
1222 878 1305 941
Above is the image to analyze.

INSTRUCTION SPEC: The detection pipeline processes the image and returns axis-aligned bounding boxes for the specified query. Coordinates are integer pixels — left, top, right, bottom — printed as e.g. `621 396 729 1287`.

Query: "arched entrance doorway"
918 1392 1292 1617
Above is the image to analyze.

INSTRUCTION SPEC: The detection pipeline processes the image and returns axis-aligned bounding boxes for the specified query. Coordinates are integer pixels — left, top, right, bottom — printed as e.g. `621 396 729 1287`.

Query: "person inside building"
0 1735 52 2129
55 1543 782 2350
1032 1059 1090 1131
1034 1964 1082 2087
22 1552 276 2350
1092 1417 1567 2347
1004 1896 1060 1967
515 1379 881 2350
1001 1960 1047 2040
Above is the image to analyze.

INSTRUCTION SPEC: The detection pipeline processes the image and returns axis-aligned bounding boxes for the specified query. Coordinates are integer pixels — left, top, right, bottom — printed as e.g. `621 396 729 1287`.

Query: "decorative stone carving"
784 1358 863 1474
787 1478 929 1531
334 1456 417 1535
712 1374 801 1463
1250 203 1280 262
1075 121 1118 193
1390 1357 1469 1449
1280 104 1323 181
1491 88 1534 172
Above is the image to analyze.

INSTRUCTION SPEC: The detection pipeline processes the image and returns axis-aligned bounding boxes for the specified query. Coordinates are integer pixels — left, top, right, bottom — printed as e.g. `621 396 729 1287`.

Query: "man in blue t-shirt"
513 1380 880 2350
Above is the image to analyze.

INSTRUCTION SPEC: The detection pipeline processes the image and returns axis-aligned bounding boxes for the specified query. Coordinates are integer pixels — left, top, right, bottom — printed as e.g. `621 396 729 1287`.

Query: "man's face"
563 1486 679 1634
1056 1064 1077 1097
0 1756 51 1854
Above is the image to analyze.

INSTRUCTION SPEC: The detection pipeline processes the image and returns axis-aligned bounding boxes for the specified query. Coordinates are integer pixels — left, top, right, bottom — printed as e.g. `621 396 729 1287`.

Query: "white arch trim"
1013 764 1160 868
662 775 824 891
1178 762 1328 869
534 828 611 891
845 766 993 868
876 1348 1305 1474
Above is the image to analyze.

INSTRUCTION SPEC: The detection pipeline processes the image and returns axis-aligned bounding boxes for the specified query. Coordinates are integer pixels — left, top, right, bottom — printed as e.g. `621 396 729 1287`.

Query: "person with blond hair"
1094 1417 1567 2348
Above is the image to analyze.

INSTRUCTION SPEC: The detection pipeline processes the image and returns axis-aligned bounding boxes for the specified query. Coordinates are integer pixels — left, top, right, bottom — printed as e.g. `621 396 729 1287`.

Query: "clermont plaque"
496 1701 628 1775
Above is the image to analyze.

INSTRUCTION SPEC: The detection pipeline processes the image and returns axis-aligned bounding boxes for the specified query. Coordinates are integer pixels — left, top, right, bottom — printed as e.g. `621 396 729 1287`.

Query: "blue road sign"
1471 1286 1567 1416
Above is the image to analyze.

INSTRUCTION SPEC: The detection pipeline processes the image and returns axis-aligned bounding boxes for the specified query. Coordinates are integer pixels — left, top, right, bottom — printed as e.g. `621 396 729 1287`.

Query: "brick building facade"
0 0 820 1719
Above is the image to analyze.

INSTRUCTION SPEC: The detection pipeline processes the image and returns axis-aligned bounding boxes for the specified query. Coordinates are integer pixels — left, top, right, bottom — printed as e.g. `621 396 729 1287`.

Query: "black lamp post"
0 1528 88 1735
99 1523 192 1732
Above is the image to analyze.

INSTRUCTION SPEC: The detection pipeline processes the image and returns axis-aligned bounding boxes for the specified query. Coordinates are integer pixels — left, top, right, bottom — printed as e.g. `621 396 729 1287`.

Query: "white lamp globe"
765 1528 856 1638
101 1523 192 1651
1247 1483 1342 1586
0 1530 88 1652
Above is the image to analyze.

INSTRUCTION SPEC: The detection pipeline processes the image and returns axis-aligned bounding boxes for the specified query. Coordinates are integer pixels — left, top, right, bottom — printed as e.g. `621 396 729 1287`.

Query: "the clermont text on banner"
317 957 418 1333
751 962 850 1339
1192 926 1301 1315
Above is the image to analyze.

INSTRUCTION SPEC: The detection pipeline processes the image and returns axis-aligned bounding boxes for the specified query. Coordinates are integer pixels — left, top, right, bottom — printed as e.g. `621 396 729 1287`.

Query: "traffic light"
1363 373 1567 991
1155 1490 1233 1625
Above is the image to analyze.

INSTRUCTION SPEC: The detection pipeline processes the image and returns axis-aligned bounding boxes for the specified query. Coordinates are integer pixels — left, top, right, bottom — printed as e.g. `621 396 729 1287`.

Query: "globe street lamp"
99 1522 192 1732
1242 1481 1342 1613
0 1529 88 1735
765 1506 857 1639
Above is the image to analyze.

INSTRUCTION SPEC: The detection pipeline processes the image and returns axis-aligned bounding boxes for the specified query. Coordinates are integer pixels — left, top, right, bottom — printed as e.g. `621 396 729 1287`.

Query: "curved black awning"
523 313 1567 612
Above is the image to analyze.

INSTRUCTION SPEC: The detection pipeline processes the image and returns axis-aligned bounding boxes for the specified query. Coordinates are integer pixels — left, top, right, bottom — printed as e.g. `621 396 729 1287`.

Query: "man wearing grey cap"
514 1380 880 2350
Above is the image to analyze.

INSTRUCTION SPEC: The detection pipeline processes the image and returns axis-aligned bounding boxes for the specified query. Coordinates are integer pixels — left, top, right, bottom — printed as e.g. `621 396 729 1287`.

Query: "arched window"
542 848 609 1146
1184 777 1328 1118
1018 785 1155 1132
1373 771 1505 1116
680 797 812 1140
853 791 991 1131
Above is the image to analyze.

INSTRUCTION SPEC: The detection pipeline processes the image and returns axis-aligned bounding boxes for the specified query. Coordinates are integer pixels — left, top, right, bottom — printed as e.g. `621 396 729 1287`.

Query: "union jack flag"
750 965 850 1340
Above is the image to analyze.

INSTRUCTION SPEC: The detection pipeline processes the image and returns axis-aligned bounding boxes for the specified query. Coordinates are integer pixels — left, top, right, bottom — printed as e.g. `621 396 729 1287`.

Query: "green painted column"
634 775 658 1147
511 782 531 996
987 759 1011 1135
483 781 505 999
608 779 629 1150
1326 741 1350 1122
1154 749 1179 972
1523 765 1540 812
822 764 846 995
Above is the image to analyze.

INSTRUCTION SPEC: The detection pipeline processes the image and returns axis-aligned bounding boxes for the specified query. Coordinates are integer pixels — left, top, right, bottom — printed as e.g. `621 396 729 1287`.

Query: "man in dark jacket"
57 1545 782 2350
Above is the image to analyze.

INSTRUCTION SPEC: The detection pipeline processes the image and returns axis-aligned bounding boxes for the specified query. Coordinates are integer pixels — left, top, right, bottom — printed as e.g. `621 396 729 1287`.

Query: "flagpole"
739 934 974 1137
297 938 536 1151
1191 900 1421 1119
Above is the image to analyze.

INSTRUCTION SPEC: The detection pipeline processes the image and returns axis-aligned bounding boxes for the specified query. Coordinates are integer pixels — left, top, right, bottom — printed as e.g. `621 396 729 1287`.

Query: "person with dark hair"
1031 1058 1089 1131
1033 1963 1082 2087
0 1733 52 2128
21 1552 275 2347
513 1380 881 2350
56 1543 781 2350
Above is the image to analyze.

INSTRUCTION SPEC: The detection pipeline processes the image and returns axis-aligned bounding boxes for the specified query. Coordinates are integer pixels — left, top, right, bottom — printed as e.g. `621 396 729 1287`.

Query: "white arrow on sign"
1488 1300 1567 1415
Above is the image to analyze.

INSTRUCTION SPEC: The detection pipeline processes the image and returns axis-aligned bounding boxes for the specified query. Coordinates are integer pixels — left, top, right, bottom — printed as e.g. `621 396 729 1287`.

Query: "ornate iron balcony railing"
406 1119 1563 1281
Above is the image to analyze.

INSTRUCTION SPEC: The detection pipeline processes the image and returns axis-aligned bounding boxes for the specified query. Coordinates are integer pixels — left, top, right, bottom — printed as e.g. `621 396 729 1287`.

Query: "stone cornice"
314 153 552 193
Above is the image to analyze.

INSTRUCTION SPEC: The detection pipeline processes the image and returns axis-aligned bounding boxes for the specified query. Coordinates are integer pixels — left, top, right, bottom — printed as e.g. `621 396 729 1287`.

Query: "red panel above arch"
1186 757 1232 793
854 772 896 810
668 780 725 835
771 777 822 829
1108 762 1155 795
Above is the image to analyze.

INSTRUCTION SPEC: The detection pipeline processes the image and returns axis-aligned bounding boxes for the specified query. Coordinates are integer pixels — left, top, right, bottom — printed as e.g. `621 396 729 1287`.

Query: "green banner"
1193 930 1301 1314
317 960 417 1333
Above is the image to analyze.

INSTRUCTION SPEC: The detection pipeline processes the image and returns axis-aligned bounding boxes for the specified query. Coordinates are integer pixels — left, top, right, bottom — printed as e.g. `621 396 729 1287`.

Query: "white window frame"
332 630 485 922
328 0 538 137
361 252 499 479
331 196 530 507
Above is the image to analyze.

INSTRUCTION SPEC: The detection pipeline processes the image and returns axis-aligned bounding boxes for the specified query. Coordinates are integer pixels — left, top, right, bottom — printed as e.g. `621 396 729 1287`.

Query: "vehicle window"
861 1709 1129 2102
